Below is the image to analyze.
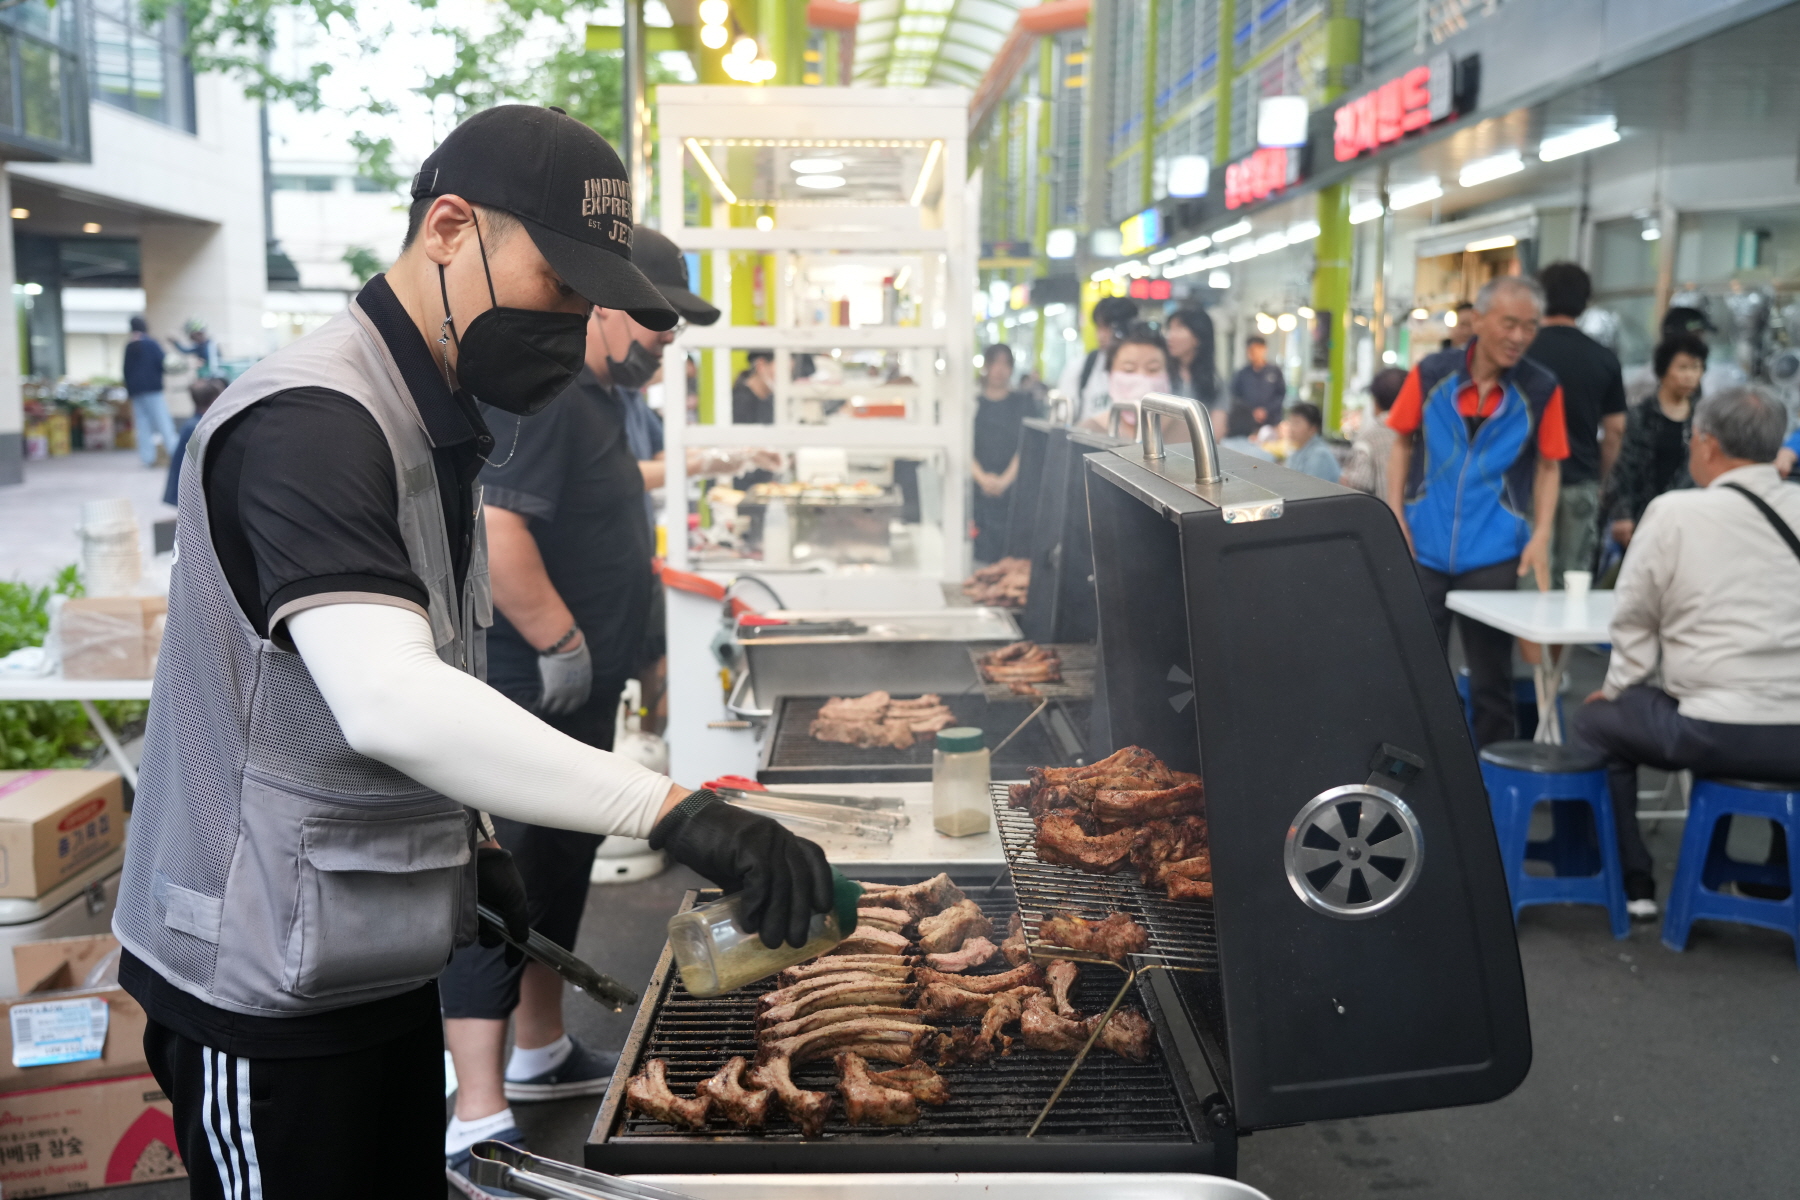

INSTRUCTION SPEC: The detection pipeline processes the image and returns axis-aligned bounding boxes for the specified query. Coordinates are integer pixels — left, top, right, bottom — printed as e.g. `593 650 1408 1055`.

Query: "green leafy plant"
343 245 385 285
0 567 150 771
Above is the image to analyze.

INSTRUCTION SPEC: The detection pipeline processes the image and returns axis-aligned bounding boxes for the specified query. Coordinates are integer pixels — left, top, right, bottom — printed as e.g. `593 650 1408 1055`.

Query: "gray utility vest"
115 299 492 1018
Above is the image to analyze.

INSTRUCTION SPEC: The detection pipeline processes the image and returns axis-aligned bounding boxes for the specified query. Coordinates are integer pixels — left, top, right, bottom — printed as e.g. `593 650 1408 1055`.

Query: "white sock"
505 1033 573 1082
445 1107 518 1157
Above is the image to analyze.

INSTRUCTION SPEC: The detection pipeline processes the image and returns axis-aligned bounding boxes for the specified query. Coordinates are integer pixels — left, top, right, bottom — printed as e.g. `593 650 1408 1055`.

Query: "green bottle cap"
831 869 863 934
936 727 986 754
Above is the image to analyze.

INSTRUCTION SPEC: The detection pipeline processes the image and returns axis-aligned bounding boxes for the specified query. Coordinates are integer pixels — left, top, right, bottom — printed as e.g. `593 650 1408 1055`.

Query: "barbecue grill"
1002 418 1057 561
1077 394 1531 1128
588 874 1238 1175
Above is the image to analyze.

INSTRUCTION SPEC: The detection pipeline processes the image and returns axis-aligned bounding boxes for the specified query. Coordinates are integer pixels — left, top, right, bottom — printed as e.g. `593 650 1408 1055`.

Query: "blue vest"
1403 344 1558 574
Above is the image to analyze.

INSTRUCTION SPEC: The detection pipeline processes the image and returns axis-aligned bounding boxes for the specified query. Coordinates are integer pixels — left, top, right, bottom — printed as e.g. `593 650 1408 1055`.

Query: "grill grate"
762 694 1063 783
593 882 1200 1161
970 642 1097 703
991 784 1220 972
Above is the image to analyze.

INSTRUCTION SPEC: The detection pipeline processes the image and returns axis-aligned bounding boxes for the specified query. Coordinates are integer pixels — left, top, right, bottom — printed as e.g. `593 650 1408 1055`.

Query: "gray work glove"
537 639 593 716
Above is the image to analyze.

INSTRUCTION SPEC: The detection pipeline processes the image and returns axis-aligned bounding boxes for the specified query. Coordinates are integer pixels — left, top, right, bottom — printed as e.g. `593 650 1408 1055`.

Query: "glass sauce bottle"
932 726 992 837
667 870 863 997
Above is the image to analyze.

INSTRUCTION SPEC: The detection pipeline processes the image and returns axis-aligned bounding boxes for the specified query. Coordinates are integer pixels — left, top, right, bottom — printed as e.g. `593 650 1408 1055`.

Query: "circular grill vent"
1283 785 1424 920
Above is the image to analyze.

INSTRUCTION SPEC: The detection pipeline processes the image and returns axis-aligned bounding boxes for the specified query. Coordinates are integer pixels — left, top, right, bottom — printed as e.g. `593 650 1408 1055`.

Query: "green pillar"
758 0 803 84
1213 0 1234 168
1310 0 1362 431
1140 0 1160 210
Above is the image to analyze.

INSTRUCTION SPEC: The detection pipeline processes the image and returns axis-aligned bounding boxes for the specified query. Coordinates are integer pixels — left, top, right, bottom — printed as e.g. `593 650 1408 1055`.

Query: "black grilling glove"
650 789 835 950
476 845 531 967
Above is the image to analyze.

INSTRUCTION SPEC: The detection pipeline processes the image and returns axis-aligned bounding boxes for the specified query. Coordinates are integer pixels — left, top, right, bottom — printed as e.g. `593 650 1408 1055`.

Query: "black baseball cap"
1662 305 1715 336
411 105 678 331
631 225 720 326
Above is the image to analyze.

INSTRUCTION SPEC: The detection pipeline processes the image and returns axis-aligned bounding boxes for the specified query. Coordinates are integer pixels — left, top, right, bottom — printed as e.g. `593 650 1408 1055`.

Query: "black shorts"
143 1014 444 1199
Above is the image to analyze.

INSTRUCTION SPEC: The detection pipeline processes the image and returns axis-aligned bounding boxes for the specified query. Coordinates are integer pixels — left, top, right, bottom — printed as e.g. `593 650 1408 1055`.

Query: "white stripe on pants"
203 1047 264 1200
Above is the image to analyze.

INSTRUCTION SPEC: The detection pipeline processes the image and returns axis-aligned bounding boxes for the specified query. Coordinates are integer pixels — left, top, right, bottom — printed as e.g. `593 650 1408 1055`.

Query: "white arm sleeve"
288 603 676 837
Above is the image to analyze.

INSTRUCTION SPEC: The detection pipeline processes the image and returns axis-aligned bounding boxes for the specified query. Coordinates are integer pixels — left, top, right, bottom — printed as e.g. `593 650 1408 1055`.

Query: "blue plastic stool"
1662 778 1800 966
1479 740 1629 938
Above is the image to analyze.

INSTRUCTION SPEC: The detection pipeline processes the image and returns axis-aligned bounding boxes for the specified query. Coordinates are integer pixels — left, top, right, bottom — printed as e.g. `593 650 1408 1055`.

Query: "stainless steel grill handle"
1106 399 1139 438
1139 392 1223 485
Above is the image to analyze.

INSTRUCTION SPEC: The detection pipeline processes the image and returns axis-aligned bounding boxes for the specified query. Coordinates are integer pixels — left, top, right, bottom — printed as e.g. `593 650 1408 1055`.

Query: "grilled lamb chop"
1001 911 1031 967
866 1062 950 1106
697 1057 772 1129
1038 910 1149 962
916 899 995 953
978 641 1063 684
853 907 915 933
759 1006 926 1044
1092 1006 1155 1062
819 691 891 719
747 1056 834 1136
925 935 999 973
828 927 914 956
854 873 968 919
756 1018 936 1067
834 1052 920 1126
760 980 921 1027
1164 873 1214 899
624 1059 711 1129
1035 811 1139 873
809 717 916 750
777 954 916 985
1129 816 1208 877
1092 781 1205 825
760 967 914 1012
916 962 1046 993
918 982 1041 1020
1046 959 1081 1019
961 557 1029 607
1019 994 1089 1053
974 985 1036 1056
886 693 947 713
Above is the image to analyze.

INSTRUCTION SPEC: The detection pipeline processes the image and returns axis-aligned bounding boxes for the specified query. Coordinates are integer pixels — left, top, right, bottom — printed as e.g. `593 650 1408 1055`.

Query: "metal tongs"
475 906 638 1011
704 774 906 812
703 775 907 842
469 1142 701 1200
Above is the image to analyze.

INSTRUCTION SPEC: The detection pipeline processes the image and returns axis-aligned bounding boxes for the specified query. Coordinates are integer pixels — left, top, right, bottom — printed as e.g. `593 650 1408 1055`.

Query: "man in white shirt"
1573 386 1800 919
1056 296 1139 424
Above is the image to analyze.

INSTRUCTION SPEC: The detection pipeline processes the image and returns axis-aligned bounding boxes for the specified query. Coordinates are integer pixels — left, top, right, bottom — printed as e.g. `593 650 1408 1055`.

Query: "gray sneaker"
504 1038 620 1102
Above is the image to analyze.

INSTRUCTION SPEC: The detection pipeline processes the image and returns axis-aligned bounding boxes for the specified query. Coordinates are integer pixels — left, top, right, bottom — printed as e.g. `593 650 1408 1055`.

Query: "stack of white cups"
78 499 142 597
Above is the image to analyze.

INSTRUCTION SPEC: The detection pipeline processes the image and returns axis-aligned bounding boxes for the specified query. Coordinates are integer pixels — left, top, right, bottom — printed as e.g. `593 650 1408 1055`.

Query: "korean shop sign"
1225 146 1299 210
1333 53 1478 163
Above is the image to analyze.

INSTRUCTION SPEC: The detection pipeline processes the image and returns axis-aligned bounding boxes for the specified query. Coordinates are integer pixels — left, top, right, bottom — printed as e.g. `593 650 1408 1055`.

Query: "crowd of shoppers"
1056 296 1140 424
970 342 1042 562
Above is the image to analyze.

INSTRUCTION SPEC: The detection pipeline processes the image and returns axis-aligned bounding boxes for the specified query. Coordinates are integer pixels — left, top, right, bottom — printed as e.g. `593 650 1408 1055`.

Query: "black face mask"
437 218 587 416
605 339 663 390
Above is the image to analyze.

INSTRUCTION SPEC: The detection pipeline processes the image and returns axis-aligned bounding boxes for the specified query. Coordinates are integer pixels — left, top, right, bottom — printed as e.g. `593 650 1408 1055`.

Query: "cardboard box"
57 598 165 681
0 1074 184 1195
0 774 124 899
0 936 147 1094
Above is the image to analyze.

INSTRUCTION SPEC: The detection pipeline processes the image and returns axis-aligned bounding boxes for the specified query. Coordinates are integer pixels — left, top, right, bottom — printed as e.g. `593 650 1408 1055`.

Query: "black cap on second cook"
411 105 678 331
631 225 721 326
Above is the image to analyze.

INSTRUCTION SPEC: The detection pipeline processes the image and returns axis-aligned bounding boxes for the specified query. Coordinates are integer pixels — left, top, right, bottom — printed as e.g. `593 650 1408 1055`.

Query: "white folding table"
1442 590 1614 745
0 675 154 787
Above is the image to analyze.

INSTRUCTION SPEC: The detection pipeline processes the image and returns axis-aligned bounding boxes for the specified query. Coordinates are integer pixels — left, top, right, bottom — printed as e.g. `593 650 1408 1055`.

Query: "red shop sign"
1225 147 1294 210
1333 54 1457 163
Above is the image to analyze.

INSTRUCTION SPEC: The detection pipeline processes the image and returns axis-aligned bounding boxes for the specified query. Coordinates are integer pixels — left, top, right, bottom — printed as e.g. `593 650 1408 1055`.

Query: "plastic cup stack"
78 498 142 597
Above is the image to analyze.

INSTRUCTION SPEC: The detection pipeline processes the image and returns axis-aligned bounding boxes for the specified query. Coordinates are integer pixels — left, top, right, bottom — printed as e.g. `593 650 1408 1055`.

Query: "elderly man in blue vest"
1385 276 1572 747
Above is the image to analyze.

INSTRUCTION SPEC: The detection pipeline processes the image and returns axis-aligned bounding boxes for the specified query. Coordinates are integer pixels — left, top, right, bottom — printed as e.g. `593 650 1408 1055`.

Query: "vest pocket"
284 810 471 998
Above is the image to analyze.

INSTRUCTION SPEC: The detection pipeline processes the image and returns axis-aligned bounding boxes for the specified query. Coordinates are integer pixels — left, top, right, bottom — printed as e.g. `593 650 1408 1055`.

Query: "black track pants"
143 1015 445 1199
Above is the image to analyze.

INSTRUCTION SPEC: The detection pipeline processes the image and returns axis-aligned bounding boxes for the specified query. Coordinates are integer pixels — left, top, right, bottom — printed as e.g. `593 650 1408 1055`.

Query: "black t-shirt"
1526 325 1626 485
121 274 490 1057
480 368 652 686
732 377 773 424
973 390 1039 475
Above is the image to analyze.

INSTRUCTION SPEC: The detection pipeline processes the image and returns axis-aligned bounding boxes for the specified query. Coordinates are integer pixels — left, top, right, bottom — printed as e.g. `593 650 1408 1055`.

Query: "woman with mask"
113 107 834 1196
970 343 1041 562
1082 324 1173 440
1605 332 1708 549
1163 307 1219 406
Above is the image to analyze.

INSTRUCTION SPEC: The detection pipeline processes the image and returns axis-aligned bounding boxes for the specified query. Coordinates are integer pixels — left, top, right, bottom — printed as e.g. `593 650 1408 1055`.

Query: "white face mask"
1109 371 1169 408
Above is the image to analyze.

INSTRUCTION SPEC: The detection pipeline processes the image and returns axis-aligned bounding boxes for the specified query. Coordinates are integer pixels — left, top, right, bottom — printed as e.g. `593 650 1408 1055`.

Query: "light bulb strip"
909 140 944 207
685 137 738 205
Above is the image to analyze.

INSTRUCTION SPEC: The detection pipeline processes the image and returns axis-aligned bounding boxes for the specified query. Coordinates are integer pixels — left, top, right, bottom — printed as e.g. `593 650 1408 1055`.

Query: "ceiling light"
1297 306 1315 319
1228 241 1259 262
1641 226 1661 242
1212 220 1252 243
1410 308 1429 321
729 36 757 60
82 222 102 233
698 0 729 23
1465 234 1518 252
1257 96 1309 148
908 140 943 207
1176 235 1211 254
1167 155 1210 198
1286 221 1321 243
1045 228 1077 259
1147 248 1178 265
699 23 727 48
1207 270 1231 289
754 214 773 231
1253 232 1289 255
1538 119 1620 162
795 174 845 189
1349 200 1385 224
1254 313 1278 336
1276 313 1298 332
790 158 844 173
7 208 26 220
1458 153 1524 188
1388 178 1443 210
1382 349 1399 364
686 137 738 204
1443 310 1457 327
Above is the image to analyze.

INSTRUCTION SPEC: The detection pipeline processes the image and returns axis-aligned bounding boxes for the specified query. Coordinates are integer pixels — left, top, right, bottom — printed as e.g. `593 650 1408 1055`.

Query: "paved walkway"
0 451 175 588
